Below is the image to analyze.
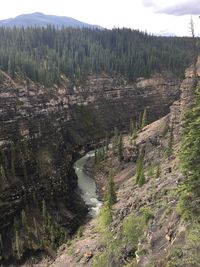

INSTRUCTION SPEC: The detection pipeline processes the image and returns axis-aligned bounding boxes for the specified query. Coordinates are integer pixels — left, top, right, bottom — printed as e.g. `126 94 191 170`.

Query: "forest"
0 26 195 85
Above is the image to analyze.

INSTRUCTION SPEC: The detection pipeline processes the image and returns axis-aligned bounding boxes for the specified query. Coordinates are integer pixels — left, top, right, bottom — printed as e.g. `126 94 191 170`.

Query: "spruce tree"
155 164 161 179
104 169 117 207
135 156 143 184
135 156 146 186
138 167 146 187
180 90 200 217
141 109 147 129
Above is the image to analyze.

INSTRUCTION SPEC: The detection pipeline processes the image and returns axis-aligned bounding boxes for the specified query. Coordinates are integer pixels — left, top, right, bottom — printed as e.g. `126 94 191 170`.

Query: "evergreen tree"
141 109 147 128
135 156 146 186
138 167 146 187
155 164 161 179
0 27 193 85
180 89 200 217
104 169 117 207
135 156 143 184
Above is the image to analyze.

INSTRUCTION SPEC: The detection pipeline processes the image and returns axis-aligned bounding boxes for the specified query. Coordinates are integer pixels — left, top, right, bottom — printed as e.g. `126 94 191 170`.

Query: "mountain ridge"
0 12 102 28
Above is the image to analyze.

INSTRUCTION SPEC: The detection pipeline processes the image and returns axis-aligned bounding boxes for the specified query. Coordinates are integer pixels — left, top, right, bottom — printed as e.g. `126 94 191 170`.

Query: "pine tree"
180 90 200 217
135 156 146 186
135 156 143 184
104 169 117 207
138 167 146 187
155 164 161 178
141 109 147 128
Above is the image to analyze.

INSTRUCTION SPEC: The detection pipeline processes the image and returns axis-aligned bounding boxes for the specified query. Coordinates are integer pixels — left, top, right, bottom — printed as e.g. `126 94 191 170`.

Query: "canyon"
0 70 180 263
41 58 200 267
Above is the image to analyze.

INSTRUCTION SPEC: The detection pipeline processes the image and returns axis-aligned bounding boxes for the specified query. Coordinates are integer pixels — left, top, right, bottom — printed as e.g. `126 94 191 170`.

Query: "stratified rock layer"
0 72 180 262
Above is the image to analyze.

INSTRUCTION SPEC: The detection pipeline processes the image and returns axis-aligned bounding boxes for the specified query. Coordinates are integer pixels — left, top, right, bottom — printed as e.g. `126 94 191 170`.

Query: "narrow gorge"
0 70 180 264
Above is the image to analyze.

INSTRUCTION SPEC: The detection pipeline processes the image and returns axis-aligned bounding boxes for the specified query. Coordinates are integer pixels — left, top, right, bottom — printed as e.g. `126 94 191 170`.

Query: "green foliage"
147 164 154 177
123 213 146 249
179 88 200 219
96 205 112 238
187 224 200 247
161 123 169 137
93 211 147 266
104 169 117 207
95 147 106 162
140 207 154 224
92 252 108 267
141 109 147 129
76 226 84 238
130 118 137 138
166 225 200 267
155 164 161 178
166 247 184 267
135 156 146 187
138 168 146 187
0 27 193 85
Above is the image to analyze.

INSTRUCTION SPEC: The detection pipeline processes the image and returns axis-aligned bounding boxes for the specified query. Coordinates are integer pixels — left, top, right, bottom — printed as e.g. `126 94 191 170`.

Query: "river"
74 151 102 218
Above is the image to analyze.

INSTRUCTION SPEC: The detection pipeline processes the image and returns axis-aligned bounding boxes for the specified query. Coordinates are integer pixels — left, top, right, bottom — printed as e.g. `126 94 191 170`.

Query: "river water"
74 151 102 218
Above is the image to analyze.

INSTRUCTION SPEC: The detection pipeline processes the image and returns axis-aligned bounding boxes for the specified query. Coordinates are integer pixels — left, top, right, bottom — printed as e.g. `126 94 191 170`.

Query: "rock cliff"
0 71 180 263
42 60 200 267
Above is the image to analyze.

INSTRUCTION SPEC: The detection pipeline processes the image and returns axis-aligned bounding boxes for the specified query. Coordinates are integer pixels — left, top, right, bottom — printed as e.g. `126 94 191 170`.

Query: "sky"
0 0 199 36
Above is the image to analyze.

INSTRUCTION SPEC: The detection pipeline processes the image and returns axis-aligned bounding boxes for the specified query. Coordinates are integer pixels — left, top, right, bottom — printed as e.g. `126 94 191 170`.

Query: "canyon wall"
0 71 180 262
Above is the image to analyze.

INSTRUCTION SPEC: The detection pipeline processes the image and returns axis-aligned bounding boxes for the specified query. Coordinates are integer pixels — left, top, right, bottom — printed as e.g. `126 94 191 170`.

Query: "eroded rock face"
0 72 180 262
169 56 200 143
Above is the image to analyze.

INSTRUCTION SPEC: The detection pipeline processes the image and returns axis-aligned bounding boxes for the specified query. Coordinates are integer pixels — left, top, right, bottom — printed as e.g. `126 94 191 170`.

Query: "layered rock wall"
0 71 180 262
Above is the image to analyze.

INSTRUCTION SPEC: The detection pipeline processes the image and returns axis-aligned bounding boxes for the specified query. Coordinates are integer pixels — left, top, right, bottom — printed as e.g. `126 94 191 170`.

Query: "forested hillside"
0 27 195 85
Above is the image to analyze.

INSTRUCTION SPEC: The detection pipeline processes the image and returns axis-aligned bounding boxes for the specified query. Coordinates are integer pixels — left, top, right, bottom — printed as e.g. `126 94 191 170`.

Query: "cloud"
143 0 200 16
158 0 200 16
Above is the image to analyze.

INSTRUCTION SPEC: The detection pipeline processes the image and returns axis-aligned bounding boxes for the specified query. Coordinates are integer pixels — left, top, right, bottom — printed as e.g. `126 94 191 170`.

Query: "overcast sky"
0 0 199 36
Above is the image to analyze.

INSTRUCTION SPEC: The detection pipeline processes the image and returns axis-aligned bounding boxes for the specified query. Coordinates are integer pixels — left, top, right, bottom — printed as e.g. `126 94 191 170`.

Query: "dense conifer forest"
0 26 195 85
